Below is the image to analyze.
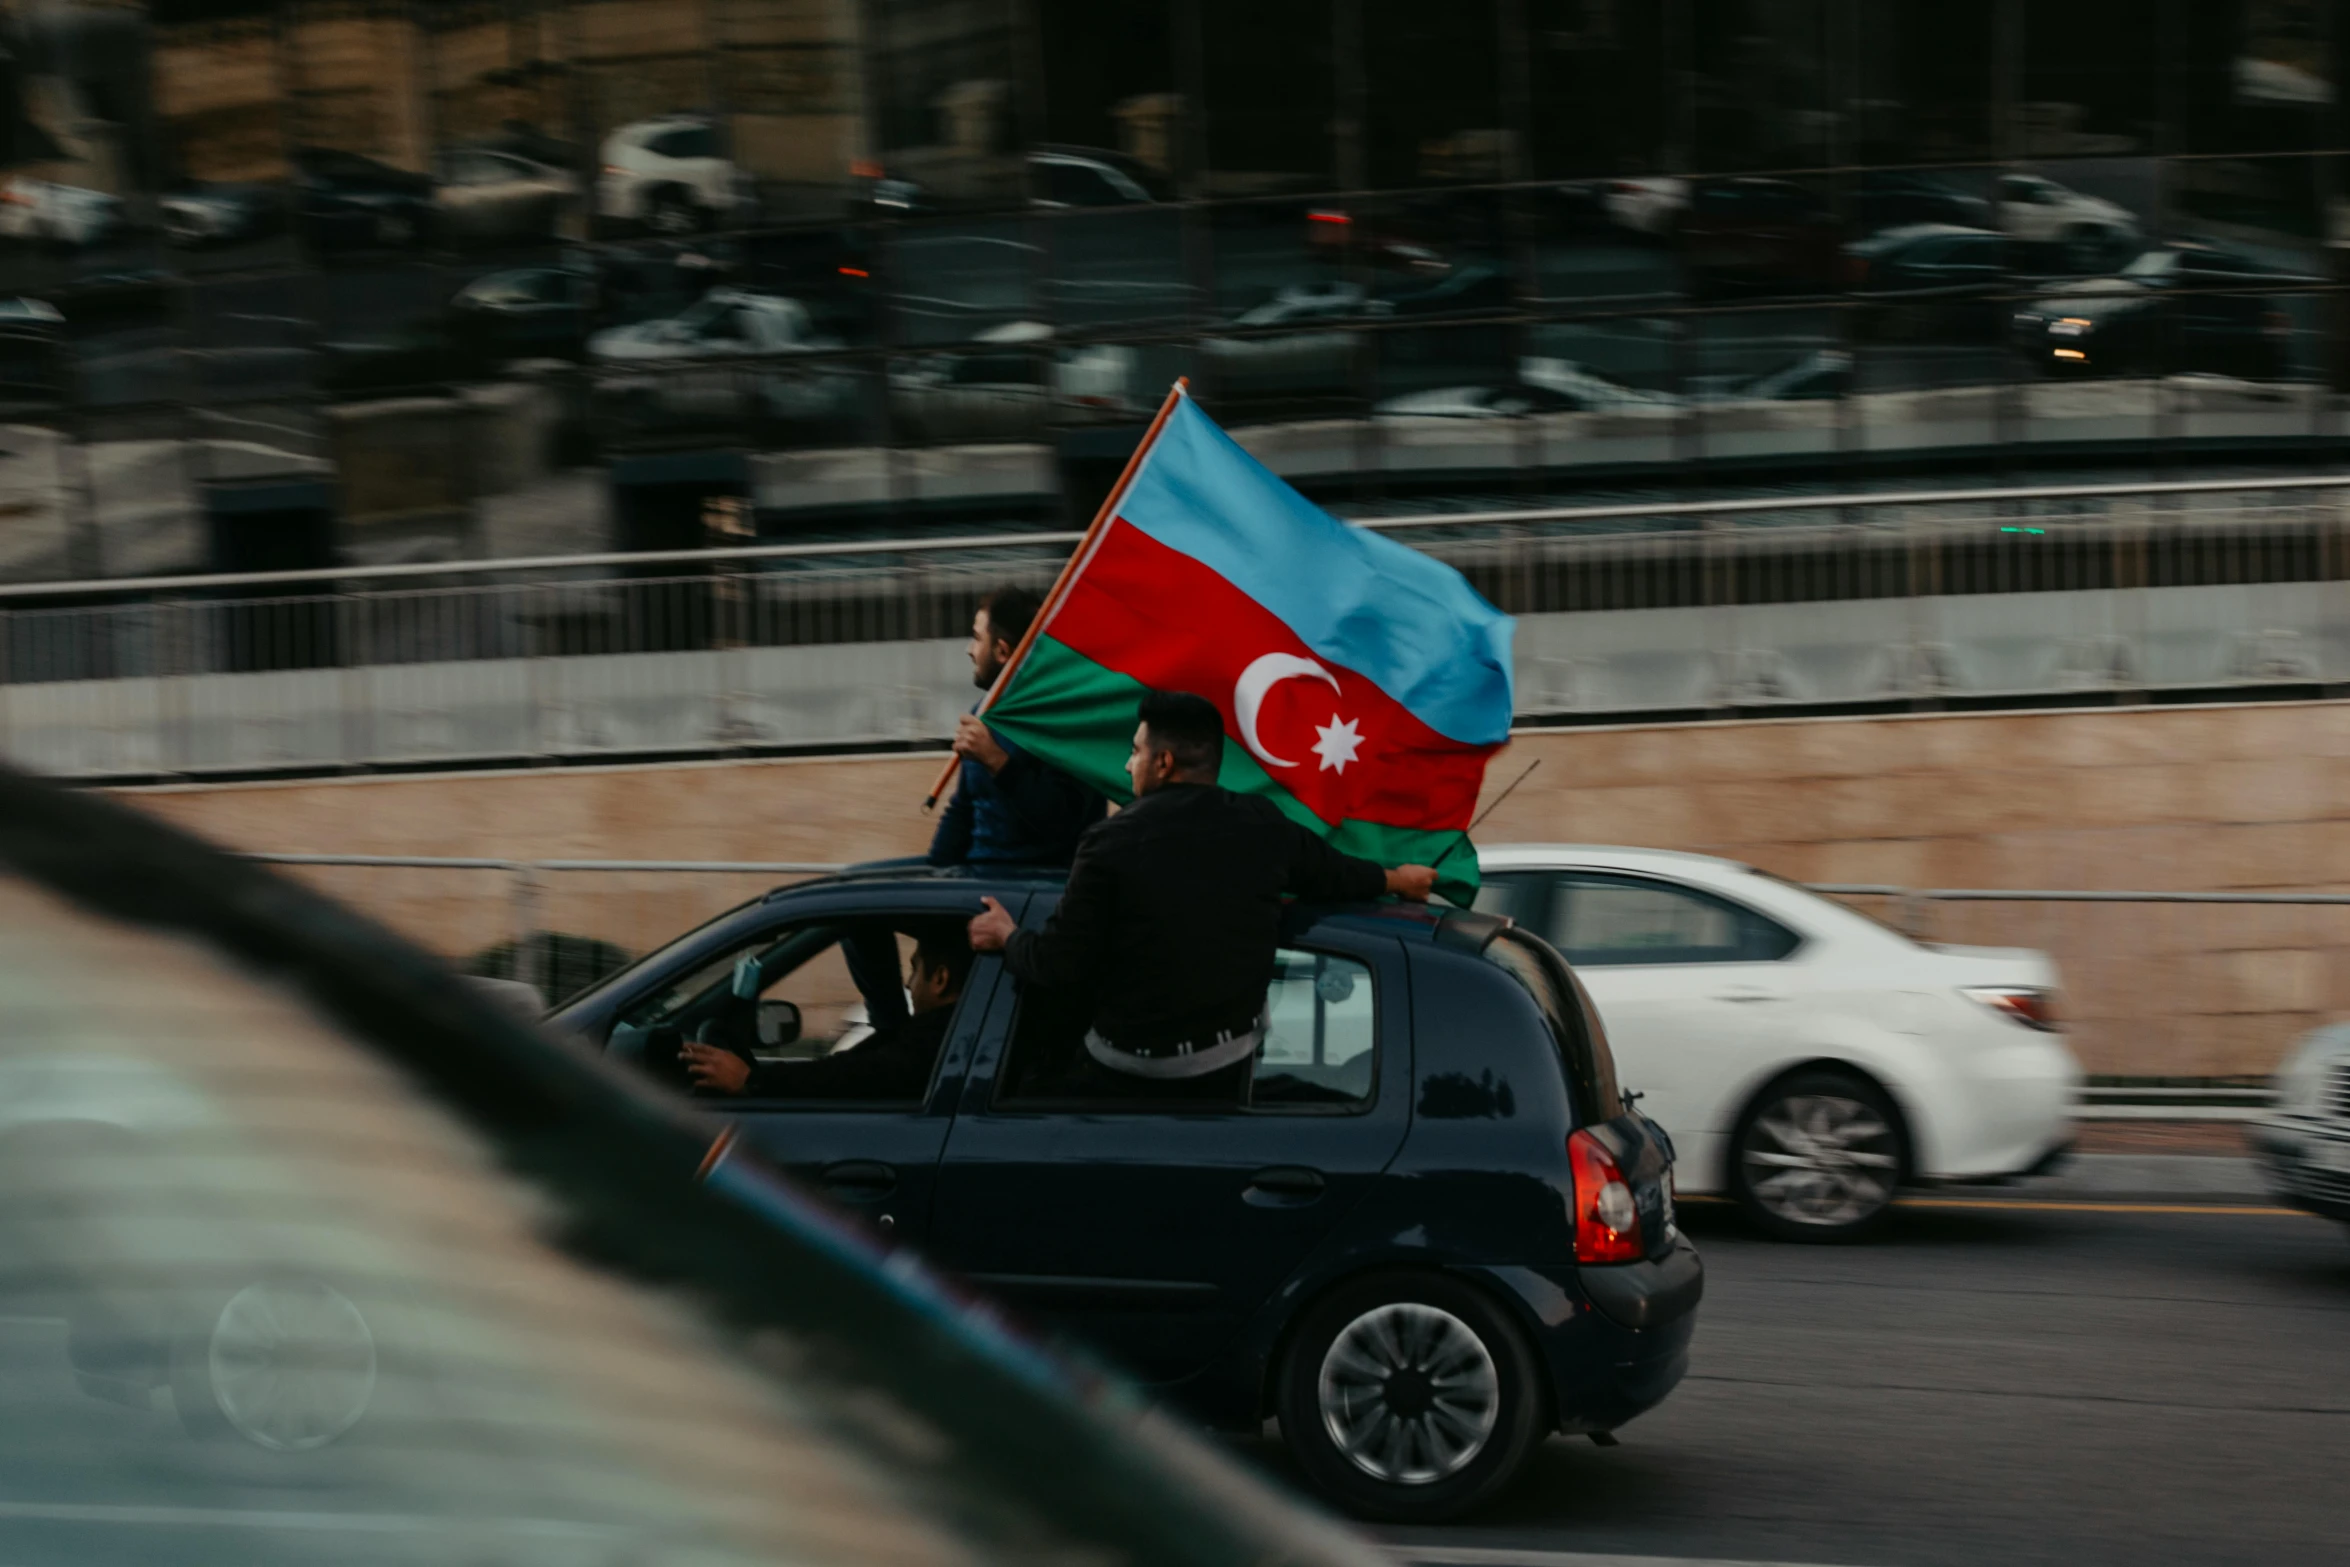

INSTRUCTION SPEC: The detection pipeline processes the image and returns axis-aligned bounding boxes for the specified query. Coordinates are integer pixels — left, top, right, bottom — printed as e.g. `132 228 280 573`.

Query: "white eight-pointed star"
1311 716 1364 774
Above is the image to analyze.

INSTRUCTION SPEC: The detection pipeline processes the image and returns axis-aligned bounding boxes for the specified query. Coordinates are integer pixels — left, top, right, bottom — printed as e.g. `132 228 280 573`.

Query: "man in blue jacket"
930 586 1105 867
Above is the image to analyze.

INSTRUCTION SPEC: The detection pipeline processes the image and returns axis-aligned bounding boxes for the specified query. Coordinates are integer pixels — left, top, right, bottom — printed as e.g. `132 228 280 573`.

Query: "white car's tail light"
1961 986 2061 1032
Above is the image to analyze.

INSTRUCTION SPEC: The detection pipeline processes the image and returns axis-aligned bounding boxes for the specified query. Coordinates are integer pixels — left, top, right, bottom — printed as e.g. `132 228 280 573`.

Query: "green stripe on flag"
985 636 1480 897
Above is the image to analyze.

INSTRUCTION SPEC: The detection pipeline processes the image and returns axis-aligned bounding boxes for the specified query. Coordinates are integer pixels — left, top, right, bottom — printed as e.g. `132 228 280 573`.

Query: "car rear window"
1483 927 1623 1123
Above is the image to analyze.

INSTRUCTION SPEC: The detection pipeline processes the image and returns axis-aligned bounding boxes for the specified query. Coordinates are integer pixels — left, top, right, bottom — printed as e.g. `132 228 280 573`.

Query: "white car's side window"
1546 874 1799 967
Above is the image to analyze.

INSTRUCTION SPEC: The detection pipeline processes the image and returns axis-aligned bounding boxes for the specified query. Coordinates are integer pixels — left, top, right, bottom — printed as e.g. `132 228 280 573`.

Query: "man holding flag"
969 690 1434 1091
957 384 1515 1090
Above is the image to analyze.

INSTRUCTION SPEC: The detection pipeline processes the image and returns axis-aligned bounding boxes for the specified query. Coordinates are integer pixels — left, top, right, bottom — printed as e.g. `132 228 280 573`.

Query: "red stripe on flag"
1046 519 1495 832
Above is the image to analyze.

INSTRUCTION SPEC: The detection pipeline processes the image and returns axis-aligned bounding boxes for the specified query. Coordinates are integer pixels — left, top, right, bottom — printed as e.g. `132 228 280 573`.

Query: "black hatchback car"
550 865 1703 1521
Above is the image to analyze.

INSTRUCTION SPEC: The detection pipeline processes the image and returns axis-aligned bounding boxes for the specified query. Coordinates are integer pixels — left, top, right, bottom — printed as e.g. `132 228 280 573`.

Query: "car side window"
651 126 719 160
1252 951 1378 1107
1543 873 1799 966
994 946 1377 1112
610 917 970 1106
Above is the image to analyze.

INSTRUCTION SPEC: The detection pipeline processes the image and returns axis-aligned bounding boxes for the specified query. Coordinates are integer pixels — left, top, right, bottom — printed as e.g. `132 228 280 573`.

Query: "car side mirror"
757 999 801 1048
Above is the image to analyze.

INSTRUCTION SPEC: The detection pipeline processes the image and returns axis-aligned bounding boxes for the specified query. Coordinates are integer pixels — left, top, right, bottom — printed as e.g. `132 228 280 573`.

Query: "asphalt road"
1336 1197 2350 1567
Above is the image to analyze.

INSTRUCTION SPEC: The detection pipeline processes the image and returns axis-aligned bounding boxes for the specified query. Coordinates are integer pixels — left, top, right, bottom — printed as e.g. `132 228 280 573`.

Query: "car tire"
647 189 706 236
171 1276 379 1451
1275 1271 1548 1523
1730 1067 1908 1243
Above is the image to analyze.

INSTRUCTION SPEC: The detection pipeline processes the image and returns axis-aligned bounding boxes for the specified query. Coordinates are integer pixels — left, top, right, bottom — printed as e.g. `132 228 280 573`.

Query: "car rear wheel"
1276 1272 1546 1522
647 189 706 235
172 1277 378 1451
1731 1068 1907 1242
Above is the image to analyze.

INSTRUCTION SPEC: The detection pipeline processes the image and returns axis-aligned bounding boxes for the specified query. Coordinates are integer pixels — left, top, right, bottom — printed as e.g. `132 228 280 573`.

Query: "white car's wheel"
1731 1068 1907 1242
172 1278 378 1450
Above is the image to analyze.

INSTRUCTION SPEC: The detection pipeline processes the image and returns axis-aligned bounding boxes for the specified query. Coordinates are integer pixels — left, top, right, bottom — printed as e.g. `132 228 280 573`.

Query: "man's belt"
1085 1012 1265 1081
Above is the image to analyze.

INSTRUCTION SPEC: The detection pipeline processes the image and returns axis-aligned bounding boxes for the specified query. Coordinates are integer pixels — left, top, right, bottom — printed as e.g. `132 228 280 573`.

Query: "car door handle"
819 1160 898 1200
1243 1167 1326 1208
1713 988 1781 1004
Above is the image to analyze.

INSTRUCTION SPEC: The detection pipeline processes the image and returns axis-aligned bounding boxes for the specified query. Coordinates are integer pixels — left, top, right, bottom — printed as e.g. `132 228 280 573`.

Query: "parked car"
160 181 283 247
590 287 851 436
859 144 1168 215
1475 846 2080 1242
2011 241 2306 380
447 264 595 364
1695 348 1853 403
0 175 124 247
1845 223 2012 343
1031 145 1163 207
1995 171 2138 270
291 146 435 250
1374 382 1607 419
431 145 577 246
1855 170 1993 234
589 287 831 362
598 113 754 234
1599 176 1689 238
2249 1023 2350 1230
0 769 1394 1567
549 866 1702 1522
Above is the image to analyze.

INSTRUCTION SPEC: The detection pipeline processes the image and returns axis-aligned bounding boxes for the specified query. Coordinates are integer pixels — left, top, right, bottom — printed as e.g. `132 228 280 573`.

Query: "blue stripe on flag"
1112 396 1515 745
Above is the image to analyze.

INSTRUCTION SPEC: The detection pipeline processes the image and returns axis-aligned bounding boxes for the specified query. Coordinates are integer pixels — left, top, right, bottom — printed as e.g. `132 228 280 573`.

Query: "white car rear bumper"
1916 1033 2081 1181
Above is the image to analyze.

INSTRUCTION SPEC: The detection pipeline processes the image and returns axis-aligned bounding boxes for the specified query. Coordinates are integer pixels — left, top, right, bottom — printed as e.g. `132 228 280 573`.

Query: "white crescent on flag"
1233 652 1340 769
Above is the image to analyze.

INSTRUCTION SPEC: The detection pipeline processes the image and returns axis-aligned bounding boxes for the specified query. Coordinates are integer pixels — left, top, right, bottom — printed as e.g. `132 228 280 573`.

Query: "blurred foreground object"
0 764 1385 1567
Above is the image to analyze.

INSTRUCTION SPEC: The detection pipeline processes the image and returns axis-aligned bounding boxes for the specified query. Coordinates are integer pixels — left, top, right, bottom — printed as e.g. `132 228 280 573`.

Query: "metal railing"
6 470 2350 777
247 852 2327 1097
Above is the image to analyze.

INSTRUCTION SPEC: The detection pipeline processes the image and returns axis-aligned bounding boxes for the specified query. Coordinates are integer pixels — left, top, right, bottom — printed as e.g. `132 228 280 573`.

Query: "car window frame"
974 900 1401 1119
1483 867 1804 969
564 887 1024 1115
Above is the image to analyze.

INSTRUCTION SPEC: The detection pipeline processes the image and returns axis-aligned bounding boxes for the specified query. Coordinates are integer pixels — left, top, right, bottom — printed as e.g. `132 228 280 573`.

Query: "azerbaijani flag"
981 390 1514 893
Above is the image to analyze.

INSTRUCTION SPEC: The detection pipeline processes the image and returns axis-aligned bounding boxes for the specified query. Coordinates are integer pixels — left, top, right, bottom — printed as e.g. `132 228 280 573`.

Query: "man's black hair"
979 585 1044 653
913 931 975 995
1135 690 1225 779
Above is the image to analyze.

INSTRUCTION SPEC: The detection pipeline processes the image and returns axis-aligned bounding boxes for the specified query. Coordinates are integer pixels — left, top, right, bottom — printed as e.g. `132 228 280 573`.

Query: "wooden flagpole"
924 377 1190 809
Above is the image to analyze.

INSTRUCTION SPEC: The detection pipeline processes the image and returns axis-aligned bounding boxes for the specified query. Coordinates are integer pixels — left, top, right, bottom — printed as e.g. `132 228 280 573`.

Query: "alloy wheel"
1740 1092 1900 1228
200 1279 378 1451
1317 1301 1500 1484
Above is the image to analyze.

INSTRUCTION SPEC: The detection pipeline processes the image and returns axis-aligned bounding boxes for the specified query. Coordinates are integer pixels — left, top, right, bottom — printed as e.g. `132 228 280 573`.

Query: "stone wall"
112 699 2350 1078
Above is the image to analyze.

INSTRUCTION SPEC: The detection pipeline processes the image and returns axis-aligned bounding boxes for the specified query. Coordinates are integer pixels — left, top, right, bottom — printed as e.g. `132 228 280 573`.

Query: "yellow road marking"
1896 1197 2308 1217
1680 1193 2310 1217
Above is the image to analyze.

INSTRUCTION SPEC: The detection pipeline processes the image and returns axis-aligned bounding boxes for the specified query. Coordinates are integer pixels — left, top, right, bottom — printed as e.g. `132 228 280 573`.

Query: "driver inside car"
681 930 971 1102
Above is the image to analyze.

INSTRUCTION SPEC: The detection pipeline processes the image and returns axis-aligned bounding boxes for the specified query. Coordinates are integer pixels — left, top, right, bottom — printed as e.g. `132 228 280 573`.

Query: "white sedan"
1477 845 2081 1240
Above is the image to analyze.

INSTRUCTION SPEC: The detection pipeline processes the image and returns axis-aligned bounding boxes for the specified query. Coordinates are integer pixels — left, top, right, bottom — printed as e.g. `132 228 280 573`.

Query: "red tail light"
1306 209 1352 226
1568 1127 1644 1264
1961 986 2061 1031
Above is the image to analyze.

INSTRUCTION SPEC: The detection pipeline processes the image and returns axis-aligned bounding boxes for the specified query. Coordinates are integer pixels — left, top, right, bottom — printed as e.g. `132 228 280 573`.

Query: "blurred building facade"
0 0 2344 576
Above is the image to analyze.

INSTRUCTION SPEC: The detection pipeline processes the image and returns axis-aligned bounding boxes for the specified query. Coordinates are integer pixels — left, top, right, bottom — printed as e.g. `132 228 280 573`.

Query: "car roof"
1477 842 1760 879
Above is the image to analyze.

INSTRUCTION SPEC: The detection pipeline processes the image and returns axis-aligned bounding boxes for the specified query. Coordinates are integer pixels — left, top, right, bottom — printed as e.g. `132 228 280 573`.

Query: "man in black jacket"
968 690 1435 1093
930 586 1105 868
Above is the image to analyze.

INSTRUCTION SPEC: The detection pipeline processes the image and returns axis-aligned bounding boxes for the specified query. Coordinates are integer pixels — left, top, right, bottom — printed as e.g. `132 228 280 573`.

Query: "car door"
927 914 1410 1386
1478 869 1800 1167
592 891 1004 1245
